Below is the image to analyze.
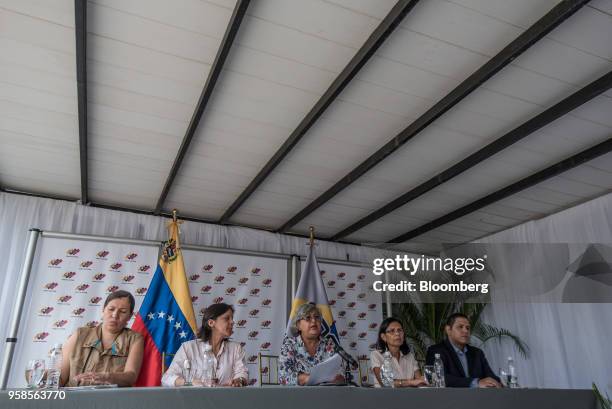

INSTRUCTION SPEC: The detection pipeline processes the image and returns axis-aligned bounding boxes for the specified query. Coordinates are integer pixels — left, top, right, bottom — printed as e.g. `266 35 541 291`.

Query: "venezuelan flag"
132 219 197 386
288 245 339 344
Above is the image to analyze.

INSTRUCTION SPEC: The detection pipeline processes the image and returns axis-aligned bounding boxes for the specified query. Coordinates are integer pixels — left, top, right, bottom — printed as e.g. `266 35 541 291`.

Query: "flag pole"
309 226 315 248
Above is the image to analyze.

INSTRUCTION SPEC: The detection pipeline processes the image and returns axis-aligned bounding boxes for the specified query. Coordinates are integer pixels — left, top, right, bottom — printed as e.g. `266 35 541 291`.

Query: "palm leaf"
472 322 529 358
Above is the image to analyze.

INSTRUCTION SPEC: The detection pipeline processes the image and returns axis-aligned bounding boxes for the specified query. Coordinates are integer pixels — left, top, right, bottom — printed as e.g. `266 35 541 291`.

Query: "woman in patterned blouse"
279 303 344 385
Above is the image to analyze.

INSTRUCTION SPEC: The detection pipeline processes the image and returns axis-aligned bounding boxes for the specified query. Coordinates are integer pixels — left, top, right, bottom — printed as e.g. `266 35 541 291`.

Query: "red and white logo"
93 273 106 281
89 296 102 304
58 295 72 303
110 262 122 271
80 261 93 269
227 266 237 273
125 252 138 261
251 267 261 275
106 285 119 293
201 285 212 293
122 275 135 283
76 283 89 292
213 296 224 304
136 287 147 295
49 259 63 267
189 274 200 282
66 248 80 256
214 275 225 283
44 282 58 291
202 264 214 272
72 308 86 316
138 265 151 273
39 306 54 315
96 250 109 259
53 320 68 328
33 332 49 341
238 298 248 305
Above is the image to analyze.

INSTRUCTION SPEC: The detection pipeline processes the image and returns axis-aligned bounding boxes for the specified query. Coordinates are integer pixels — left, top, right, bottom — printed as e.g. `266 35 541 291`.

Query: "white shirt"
162 339 248 387
370 350 420 387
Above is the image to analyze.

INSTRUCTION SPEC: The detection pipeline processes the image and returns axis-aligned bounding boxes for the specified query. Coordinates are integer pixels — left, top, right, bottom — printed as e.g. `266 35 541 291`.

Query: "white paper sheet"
306 354 343 386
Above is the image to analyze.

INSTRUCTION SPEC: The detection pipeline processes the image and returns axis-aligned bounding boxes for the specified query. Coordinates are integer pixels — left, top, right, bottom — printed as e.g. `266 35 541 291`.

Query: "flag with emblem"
288 244 339 344
132 216 197 386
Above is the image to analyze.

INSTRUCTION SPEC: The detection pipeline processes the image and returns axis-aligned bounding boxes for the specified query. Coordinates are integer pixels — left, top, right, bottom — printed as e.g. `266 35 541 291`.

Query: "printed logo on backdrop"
236 320 248 329
249 289 260 297
49 259 63 268
124 252 138 262
62 271 76 281
202 264 213 273
337 272 346 280
247 355 258 365
225 287 236 296
75 284 89 293
347 282 356 290
122 275 135 284
89 296 102 306
106 286 119 293
250 267 261 276
109 263 122 272
261 299 272 308
39 307 54 316
260 320 271 329
66 248 80 258
226 266 238 275
33 332 49 342
135 287 147 296
237 298 248 306
191 296 199 304
57 295 72 305
238 277 249 286
44 282 58 292
53 320 68 330
201 285 212 294
138 265 151 274
214 275 225 284
189 274 200 283
93 273 106 282
80 261 93 270
262 278 272 288
71 308 86 318
96 250 109 260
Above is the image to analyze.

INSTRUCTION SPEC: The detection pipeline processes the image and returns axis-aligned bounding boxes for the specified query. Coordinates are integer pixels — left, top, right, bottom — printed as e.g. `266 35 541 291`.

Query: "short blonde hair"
288 303 321 337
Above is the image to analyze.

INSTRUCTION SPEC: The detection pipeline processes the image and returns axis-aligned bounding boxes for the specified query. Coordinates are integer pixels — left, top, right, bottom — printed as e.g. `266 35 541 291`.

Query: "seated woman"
162 303 248 387
279 303 344 386
59 290 144 387
370 317 427 387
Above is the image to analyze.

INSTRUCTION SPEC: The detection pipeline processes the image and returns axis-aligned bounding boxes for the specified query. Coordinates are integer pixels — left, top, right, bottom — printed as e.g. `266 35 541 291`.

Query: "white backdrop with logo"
8 236 159 387
302 261 383 385
182 248 288 386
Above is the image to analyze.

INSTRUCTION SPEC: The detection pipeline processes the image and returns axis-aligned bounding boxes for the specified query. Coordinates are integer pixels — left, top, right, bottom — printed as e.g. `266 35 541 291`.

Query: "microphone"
335 343 358 370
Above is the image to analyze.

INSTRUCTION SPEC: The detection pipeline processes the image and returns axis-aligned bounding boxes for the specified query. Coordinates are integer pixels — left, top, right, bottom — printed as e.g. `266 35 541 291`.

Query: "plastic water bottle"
507 356 518 388
434 353 445 387
380 351 395 387
202 344 215 387
46 343 63 389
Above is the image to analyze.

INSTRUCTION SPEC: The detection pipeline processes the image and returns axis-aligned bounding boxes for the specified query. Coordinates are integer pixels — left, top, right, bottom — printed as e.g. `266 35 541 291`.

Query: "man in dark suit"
426 313 501 388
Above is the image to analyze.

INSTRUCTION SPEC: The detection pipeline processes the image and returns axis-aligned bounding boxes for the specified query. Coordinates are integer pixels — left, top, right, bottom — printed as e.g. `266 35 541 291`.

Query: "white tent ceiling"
1 0 611 254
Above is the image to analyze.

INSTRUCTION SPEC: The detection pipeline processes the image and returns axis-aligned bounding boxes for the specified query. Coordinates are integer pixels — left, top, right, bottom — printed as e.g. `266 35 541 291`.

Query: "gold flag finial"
172 208 178 223
309 226 315 248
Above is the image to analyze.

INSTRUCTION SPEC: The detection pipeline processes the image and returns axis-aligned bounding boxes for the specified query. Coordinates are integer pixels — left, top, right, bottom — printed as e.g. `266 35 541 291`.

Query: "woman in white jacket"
162 303 248 387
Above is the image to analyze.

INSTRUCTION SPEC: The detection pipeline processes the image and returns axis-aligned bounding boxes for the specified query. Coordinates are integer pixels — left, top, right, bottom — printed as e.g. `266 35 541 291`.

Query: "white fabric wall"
0 191 381 361
476 192 612 393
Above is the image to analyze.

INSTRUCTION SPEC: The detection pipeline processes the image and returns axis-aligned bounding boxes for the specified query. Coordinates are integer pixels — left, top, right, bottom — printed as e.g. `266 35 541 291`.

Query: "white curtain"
476 192 612 393
0 191 380 362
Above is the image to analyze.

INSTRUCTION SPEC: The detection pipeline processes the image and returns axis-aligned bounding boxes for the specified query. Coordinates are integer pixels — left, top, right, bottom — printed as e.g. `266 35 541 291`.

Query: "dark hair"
199 303 234 342
103 290 135 314
446 313 469 328
376 317 410 355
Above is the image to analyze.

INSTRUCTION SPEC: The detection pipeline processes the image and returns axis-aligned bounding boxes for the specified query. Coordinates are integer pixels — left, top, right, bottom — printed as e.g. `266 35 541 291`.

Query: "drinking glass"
423 365 435 386
25 359 45 389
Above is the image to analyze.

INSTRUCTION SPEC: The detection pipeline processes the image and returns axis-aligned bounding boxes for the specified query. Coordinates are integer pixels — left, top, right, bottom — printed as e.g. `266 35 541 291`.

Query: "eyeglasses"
300 315 322 322
385 328 404 335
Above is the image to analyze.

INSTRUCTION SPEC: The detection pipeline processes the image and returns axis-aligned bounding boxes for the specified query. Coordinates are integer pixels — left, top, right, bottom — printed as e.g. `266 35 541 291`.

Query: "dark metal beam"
278 0 590 234
387 137 612 243
153 0 251 214
75 0 88 204
331 70 612 240
218 0 421 224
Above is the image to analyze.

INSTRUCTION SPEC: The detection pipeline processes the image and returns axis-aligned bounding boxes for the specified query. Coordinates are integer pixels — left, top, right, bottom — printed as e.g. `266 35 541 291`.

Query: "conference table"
0 386 598 409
